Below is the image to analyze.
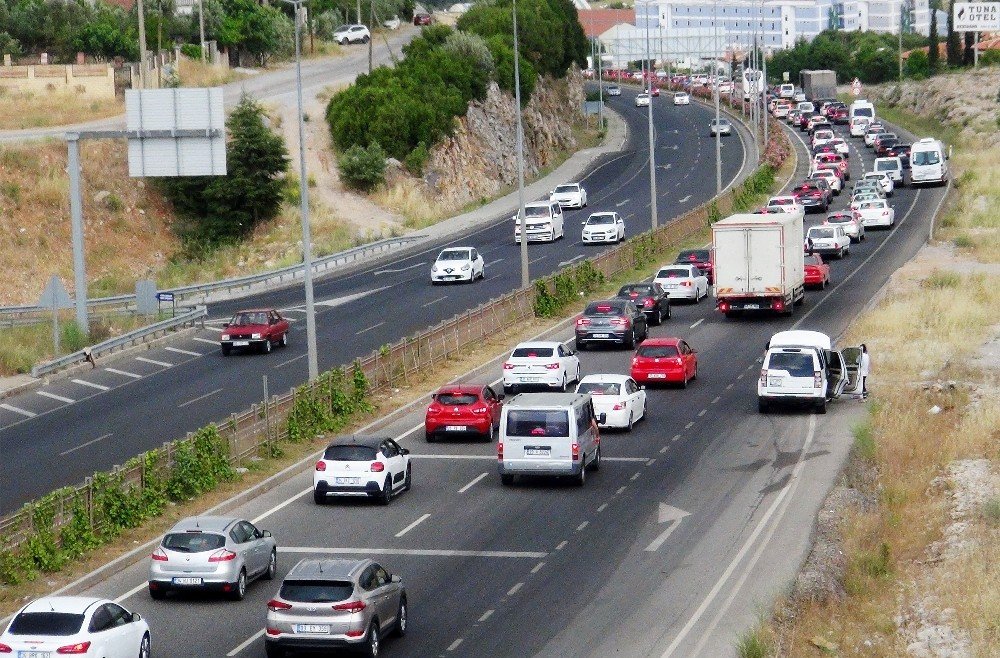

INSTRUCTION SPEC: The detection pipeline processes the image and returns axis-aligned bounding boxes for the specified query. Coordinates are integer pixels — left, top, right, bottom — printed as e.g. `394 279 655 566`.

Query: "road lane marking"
478 610 494 622
355 321 384 335
447 639 464 652
253 486 312 525
395 513 431 538
531 562 545 574
106 367 142 379
661 416 818 657
597 503 608 513
698 409 707 417
660 446 669 453
616 198 631 207
645 506 691 552
529 256 546 265
280 547 548 559
135 356 172 367
647 458 657 466
410 454 648 462
558 255 585 267
72 379 109 391
555 541 568 551
712 396 721 404
192 337 220 345
114 582 147 604
726 383 733 390
673 434 682 441
485 258 505 267
631 472 641 481
60 433 112 456
0 403 36 418
576 521 589 532
690 318 704 328
274 353 307 369
374 261 426 275
458 472 488 493
685 422 694 429
507 582 524 596
178 388 224 408
165 346 201 357
37 391 75 404
422 295 448 307
616 486 627 495
679 195 692 203
227 630 264 657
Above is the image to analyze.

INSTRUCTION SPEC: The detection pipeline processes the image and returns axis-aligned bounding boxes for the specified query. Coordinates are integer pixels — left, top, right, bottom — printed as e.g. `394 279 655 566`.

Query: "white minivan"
498 393 601 486
849 99 875 122
758 330 860 414
909 137 949 186
514 201 564 243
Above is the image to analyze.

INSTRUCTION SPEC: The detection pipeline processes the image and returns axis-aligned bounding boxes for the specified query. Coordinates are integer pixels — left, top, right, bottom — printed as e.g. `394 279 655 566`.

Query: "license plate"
743 304 760 310
336 477 360 485
649 373 666 379
525 448 550 457
768 377 783 387
593 333 610 338
296 624 331 634
520 377 540 383
233 340 249 346
445 425 467 431
172 577 203 585
18 652 51 658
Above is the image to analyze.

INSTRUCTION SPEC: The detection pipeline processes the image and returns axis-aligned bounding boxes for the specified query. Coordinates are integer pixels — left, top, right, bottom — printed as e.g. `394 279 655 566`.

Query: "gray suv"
265 558 406 658
147 516 277 600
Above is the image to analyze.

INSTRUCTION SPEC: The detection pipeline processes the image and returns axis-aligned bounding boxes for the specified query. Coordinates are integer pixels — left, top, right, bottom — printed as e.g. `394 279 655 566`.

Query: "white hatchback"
854 198 895 228
765 195 806 215
502 341 581 393
862 171 894 196
806 225 851 259
653 264 710 302
673 92 690 105
549 183 588 209
635 93 651 107
581 212 625 244
431 246 485 284
576 374 646 431
1 597 151 658
313 436 411 505
809 170 843 194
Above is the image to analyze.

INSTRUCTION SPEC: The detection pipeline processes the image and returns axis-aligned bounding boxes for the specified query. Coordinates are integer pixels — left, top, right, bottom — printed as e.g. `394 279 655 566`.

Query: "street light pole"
137 0 148 88
284 0 319 381
714 1 721 196
644 1 658 230
198 0 206 63
513 0 530 290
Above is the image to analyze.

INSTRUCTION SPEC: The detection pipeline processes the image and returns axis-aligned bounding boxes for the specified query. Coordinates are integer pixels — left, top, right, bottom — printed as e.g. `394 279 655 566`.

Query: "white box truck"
712 212 805 317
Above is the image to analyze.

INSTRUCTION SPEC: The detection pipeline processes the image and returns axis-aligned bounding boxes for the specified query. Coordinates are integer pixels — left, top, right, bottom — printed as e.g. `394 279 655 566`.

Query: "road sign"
954 3 1000 31
851 78 862 97
126 88 226 177
156 292 175 302
37 275 73 309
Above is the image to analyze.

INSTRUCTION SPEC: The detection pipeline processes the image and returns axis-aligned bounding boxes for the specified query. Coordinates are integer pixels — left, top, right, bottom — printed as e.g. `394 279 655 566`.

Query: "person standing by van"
859 344 871 399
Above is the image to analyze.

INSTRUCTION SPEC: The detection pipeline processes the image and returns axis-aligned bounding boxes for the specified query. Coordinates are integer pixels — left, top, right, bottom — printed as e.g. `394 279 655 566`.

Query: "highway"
0 89 747 512
44 109 947 657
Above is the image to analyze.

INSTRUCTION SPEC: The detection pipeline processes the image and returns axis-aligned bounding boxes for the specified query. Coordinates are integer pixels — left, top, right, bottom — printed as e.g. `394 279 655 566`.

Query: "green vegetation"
768 29 925 85
338 143 388 191
533 260 605 317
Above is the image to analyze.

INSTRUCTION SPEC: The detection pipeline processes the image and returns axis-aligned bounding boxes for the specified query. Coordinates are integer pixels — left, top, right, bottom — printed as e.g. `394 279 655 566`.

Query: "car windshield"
809 228 836 239
230 312 268 326
657 268 690 278
674 93 685 98
587 214 615 225
619 285 653 296
637 344 678 358
435 393 478 405
677 249 710 261
280 580 354 603
9 612 85 636
876 161 897 171
511 347 554 358
553 185 578 193
323 445 377 461
854 107 874 118
711 120 729 126
767 352 814 377
505 409 570 437
524 206 551 218
577 382 621 396
585 302 625 316
163 532 227 553
438 250 470 261
912 150 940 165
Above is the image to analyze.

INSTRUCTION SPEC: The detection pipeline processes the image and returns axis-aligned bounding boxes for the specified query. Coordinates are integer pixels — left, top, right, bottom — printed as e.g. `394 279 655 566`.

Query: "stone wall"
422 72 586 208
0 63 116 98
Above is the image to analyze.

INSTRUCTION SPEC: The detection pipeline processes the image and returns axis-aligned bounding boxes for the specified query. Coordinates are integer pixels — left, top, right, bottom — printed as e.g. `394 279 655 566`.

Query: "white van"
849 115 870 138
498 393 601 486
758 330 860 413
514 201 564 243
849 100 875 122
909 137 949 186
779 83 795 99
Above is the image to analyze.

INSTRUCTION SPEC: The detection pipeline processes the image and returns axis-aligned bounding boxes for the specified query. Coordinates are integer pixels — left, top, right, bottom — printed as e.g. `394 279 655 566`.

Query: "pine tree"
946 2 962 66
928 1 940 71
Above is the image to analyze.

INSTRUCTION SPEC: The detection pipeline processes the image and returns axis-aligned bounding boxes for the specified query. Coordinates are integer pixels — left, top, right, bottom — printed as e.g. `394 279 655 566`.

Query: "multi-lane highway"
0 90 747 512
41 107 948 657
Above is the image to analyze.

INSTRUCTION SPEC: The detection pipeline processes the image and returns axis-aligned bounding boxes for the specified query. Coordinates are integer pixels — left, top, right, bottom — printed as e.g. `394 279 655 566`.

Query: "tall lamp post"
643 0 658 230
513 0 530 290
283 0 319 382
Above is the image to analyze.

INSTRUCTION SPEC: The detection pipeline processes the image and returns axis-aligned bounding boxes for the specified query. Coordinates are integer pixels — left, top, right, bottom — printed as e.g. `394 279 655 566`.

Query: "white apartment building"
843 0 931 35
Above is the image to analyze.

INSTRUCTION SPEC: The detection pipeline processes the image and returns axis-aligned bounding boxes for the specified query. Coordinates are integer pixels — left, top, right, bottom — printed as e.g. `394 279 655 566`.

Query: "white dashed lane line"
447 639 464 652
575 521 589 532
192 337 220 346
478 610 494 623
178 388 224 408
135 356 172 367
457 472 488 494
690 318 704 328
597 503 608 513
105 367 142 379
37 391 75 404
394 513 431 538
507 582 524 596
698 409 707 417
555 541 568 551
0 403 36 418
72 379 109 391
685 421 695 429
355 322 384 336
531 562 545 574
422 296 448 308
165 346 201 357
60 433 111 457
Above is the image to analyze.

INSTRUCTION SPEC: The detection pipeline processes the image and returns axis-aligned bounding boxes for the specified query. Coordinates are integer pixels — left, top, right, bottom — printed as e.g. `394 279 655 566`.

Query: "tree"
963 31 974 66
73 3 137 60
928 0 940 71
216 0 283 66
946 2 961 66
904 49 930 79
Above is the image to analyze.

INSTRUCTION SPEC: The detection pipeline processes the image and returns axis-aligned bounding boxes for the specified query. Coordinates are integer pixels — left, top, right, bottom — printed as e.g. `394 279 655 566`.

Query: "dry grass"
176 57 246 88
372 178 447 230
0 89 123 130
937 152 1000 262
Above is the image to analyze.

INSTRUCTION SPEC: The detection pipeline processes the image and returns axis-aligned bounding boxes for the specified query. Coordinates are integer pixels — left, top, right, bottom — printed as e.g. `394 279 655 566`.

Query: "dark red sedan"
413 13 432 25
425 384 503 442
674 248 714 284
804 254 831 289
220 309 289 355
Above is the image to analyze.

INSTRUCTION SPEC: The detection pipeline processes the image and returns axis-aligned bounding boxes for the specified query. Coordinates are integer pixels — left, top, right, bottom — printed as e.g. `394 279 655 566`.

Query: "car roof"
434 384 486 395
21 597 106 615
657 263 694 270
769 195 798 202
286 558 368 581
579 373 632 384
769 330 831 350
639 337 682 346
524 200 554 208
513 341 562 350
505 392 589 408
439 247 473 253
325 434 390 449
168 516 239 533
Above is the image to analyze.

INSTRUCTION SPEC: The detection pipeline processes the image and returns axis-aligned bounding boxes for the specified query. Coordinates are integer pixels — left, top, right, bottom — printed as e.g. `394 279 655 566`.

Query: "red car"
674 248 713 284
425 384 503 442
630 337 698 387
831 106 849 124
413 13 432 25
220 309 289 355
803 254 831 289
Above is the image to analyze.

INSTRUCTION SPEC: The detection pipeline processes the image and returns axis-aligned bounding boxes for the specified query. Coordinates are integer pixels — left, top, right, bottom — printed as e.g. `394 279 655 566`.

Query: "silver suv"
147 516 277 601
265 558 407 658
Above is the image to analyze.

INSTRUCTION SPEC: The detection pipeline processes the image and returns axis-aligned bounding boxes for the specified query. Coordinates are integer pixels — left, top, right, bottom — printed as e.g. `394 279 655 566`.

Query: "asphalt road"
24 112 948 658
0 90 747 512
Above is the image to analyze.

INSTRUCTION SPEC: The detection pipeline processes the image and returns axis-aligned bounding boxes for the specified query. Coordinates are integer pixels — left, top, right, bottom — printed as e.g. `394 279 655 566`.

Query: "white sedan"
765 195 806 215
635 93 651 107
502 341 581 393
809 170 843 194
806 225 850 259
673 92 690 106
827 138 850 156
709 119 732 136
581 211 625 244
653 264 710 302
550 183 587 209
854 198 895 228
576 374 646 431
862 171 894 196
1 597 151 657
431 246 485 284
606 84 622 96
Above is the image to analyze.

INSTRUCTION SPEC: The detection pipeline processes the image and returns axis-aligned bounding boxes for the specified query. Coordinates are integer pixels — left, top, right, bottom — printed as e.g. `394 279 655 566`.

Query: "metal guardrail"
30 305 207 378
2 235 425 323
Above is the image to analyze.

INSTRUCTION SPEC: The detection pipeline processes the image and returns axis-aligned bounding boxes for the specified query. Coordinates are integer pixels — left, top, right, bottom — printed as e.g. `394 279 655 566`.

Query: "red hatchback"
425 384 503 442
220 309 289 355
803 254 831 289
630 337 698 387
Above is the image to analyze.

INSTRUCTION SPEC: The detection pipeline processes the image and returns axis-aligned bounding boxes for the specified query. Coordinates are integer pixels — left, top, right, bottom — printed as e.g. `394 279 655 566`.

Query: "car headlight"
461 264 471 271
251 333 261 339
432 265 439 272
221 334 229 341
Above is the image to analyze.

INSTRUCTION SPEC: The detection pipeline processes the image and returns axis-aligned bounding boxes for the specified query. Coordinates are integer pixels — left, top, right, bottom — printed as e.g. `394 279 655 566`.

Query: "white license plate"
648 373 666 379
744 304 760 310
172 577 203 585
593 333 610 338
445 425 467 431
520 377 540 383
18 652 51 658
232 340 250 346
525 448 550 457
336 477 360 485
296 624 331 634
768 377 783 387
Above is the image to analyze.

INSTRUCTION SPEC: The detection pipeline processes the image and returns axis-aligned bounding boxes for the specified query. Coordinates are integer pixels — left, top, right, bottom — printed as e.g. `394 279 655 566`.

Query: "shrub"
180 43 202 60
904 50 930 80
981 49 1000 66
338 143 387 191
442 30 495 80
404 141 430 176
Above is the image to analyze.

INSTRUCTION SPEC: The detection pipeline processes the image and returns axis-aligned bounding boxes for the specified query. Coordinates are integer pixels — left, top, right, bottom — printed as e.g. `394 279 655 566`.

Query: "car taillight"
209 549 237 562
760 369 767 386
268 599 292 612
718 301 730 312
814 372 823 388
772 299 785 311
503 362 515 370
56 642 91 655
576 317 591 326
266 627 282 636
571 443 580 461
681 281 692 287
631 357 639 365
498 442 504 461
346 629 366 637
151 547 168 561
612 402 626 410
370 462 385 472
333 600 367 613
545 363 561 369
610 317 631 327
0 644 11 654
315 460 327 471
643 298 655 308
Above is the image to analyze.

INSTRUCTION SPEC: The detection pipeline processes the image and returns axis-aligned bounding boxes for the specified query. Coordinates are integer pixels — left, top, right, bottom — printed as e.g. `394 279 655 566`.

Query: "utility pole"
762 34 768 150
67 134 89 335
137 0 148 88
644 1 658 230
357 0 361 24
714 0 722 196
513 0 530 290
368 0 374 73
198 0 206 63
597 37 604 129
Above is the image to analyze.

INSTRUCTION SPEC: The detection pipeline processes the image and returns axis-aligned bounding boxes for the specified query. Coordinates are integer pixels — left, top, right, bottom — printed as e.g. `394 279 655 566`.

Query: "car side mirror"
400 448 410 455
581 221 587 225
568 350 576 356
131 612 142 623
391 574 401 583
262 530 272 538
598 412 607 424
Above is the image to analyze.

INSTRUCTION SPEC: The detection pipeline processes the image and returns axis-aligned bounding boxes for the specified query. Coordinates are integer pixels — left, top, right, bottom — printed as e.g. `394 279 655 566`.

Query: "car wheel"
575 338 587 351
590 445 602 471
758 398 769 414
230 569 247 601
379 478 393 505
264 549 277 580
363 621 379 658
393 596 408 637
692 364 698 380
425 430 436 443
575 458 587 486
313 489 326 505
680 372 689 389
575 366 581 383
501 474 515 486
263 339 272 354
221 345 230 356
666 304 672 319
815 399 828 414
626 412 634 432
340 37 348 45
280 332 288 348
625 329 636 350
560 374 567 392
503 384 515 396
403 465 412 491
265 643 285 658
148 585 166 600
138 633 151 658
362 35 370 44
485 422 496 443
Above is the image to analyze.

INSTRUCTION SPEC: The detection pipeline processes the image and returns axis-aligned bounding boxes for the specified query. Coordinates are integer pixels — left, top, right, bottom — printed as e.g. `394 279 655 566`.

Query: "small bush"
921 270 961 289
982 498 1000 526
736 627 773 658
857 541 892 578
105 193 124 212
952 235 974 249
180 43 202 60
404 142 430 176
338 143 387 192
853 420 876 462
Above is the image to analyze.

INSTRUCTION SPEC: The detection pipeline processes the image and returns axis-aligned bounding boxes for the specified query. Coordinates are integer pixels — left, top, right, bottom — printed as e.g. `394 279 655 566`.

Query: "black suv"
575 299 648 351
616 283 671 325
